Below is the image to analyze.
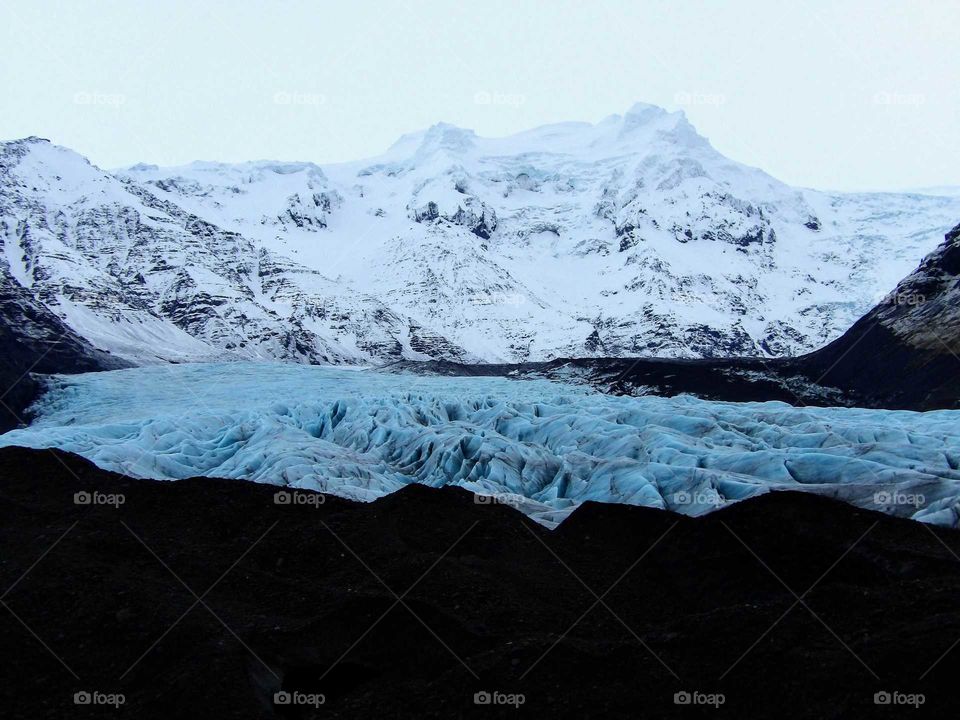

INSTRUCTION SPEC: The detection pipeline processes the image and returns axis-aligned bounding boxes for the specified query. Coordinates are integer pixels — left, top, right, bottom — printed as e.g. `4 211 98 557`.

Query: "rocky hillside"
805 221 960 409
0 256 128 432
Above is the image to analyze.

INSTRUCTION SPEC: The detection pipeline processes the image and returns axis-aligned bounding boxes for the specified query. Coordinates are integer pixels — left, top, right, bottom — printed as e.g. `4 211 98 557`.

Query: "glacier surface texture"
2 364 959 527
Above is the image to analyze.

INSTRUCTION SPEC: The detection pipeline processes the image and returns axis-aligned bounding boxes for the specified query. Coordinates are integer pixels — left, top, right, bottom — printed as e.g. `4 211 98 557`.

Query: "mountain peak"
617 101 688 131
13 135 52 146
0 137 99 180
381 122 477 165
419 122 477 154
624 101 669 120
1 136 53 162
607 102 708 152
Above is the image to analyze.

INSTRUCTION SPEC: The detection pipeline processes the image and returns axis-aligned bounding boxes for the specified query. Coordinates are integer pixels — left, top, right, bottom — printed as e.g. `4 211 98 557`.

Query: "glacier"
2 363 959 527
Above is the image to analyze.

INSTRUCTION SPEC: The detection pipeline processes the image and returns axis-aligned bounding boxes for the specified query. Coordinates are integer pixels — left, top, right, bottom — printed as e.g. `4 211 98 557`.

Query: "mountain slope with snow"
0 249 130 431
0 137 461 366
3 104 959 366
805 220 960 409
396 221 960 412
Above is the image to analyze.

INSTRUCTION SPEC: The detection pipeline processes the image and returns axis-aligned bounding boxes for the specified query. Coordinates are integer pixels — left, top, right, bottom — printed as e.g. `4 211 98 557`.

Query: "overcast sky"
0 0 956 191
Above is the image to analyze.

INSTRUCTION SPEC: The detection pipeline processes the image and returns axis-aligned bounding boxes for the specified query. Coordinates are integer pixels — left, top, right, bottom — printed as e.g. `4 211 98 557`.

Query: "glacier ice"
2 363 959 527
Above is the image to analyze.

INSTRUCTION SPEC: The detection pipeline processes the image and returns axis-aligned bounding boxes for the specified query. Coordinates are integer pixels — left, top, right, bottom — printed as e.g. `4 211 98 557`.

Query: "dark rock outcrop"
803 221 960 409
0 268 130 432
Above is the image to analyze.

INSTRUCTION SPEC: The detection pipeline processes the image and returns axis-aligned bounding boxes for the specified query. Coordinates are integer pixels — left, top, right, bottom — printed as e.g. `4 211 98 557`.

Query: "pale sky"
0 0 956 192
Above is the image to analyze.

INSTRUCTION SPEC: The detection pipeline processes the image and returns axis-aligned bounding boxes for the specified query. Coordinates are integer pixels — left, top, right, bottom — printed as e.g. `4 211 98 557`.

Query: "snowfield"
3 364 959 527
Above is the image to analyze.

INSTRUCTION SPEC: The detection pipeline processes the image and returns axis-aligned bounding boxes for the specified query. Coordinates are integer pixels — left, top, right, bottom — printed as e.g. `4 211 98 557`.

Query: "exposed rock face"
0 258 129 431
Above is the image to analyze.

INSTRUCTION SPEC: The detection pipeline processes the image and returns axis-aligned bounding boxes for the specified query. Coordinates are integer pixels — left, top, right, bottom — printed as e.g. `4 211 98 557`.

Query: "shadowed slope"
1 447 959 718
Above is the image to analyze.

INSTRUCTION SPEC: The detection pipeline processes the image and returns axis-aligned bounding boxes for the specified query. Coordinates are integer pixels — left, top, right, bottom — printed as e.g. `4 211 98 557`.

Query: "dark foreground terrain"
2 447 959 718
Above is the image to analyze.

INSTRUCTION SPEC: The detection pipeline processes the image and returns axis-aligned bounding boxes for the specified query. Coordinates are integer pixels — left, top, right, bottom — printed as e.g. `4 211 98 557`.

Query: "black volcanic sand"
2 447 959 718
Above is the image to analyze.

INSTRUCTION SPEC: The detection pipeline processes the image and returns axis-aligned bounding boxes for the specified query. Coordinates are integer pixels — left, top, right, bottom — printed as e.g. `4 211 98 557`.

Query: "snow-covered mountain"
0 138 447 365
3 103 959 366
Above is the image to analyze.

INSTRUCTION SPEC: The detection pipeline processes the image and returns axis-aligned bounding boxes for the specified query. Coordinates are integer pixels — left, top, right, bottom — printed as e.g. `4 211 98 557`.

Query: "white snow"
117 105 960 361
5 103 957 369
3 364 959 527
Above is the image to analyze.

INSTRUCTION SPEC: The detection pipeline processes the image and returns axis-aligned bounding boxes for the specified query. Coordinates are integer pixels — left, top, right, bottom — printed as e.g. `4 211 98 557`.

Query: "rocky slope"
804 221 960 409
2 104 959 367
0 256 129 432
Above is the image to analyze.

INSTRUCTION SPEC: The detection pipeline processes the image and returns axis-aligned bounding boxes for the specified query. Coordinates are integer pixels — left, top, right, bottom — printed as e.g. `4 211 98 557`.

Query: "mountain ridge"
3 104 959 370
